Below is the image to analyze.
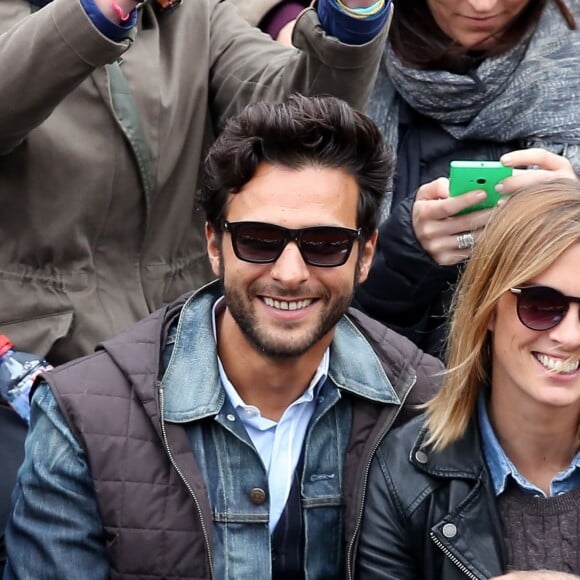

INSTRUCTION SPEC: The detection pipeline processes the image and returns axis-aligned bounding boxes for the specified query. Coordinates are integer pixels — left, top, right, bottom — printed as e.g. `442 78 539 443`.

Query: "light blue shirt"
212 299 329 533
478 392 580 497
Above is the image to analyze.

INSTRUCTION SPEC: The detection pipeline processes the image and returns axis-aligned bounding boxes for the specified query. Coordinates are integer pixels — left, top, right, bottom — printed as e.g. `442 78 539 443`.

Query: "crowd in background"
1 0 579 578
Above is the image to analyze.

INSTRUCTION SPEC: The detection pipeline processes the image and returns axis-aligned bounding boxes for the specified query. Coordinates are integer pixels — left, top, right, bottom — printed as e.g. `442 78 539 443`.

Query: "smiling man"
4 95 442 580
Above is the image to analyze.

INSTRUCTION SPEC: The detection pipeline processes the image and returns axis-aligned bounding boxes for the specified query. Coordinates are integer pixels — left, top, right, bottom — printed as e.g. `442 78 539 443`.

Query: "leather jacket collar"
410 418 485 481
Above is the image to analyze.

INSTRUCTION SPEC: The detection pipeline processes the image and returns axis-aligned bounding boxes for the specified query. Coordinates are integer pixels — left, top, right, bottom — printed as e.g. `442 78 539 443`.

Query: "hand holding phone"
449 161 513 214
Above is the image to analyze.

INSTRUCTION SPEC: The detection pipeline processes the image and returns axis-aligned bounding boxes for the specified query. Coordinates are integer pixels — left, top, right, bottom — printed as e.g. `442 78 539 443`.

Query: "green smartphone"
449 161 513 214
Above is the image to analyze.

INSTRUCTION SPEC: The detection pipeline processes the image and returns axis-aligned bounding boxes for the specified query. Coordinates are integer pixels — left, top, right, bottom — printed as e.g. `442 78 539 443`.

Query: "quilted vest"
44 291 439 579
45 306 213 579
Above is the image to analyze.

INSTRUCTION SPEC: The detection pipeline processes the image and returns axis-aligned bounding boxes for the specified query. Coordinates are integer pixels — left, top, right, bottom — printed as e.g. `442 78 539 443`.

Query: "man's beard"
224 284 355 359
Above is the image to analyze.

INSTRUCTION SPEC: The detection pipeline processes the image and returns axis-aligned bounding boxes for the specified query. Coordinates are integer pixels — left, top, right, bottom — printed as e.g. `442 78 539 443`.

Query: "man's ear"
206 222 221 277
357 229 378 284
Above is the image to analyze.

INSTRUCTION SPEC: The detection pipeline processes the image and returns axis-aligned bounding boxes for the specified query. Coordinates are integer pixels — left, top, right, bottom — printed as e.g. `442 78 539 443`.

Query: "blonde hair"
425 179 580 450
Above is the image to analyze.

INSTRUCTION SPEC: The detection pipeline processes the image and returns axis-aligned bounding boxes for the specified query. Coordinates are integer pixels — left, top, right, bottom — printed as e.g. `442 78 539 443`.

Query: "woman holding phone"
353 0 580 360
355 179 580 580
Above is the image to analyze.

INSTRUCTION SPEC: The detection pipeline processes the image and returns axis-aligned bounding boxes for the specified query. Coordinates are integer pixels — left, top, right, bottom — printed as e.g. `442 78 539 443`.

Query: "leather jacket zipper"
158 383 215 579
430 532 480 580
345 374 417 580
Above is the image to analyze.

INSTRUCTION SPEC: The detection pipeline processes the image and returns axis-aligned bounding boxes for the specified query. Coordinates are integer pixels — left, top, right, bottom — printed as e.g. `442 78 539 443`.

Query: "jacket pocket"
0 273 74 358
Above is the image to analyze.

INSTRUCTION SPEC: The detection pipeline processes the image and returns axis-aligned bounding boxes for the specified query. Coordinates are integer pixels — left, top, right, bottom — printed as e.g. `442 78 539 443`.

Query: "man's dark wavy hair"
197 94 392 240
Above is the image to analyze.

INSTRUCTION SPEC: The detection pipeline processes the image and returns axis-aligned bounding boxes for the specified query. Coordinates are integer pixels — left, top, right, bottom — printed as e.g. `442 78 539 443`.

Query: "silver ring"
457 232 475 250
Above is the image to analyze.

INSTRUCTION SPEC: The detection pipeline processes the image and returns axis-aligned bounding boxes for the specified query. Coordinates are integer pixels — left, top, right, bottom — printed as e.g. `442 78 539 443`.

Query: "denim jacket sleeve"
3 383 109 579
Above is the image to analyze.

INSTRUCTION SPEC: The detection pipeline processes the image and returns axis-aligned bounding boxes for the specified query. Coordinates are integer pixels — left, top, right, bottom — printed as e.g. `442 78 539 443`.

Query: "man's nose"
269 242 310 287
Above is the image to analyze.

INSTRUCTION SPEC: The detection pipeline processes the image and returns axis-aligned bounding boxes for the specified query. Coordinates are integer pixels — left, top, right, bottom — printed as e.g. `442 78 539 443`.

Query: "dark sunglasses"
222 221 362 267
509 285 580 331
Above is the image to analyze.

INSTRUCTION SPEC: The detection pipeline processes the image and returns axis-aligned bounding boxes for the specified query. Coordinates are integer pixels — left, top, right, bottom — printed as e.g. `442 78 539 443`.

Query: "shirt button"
249 488 267 505
415 450 428 464
442 523 457 538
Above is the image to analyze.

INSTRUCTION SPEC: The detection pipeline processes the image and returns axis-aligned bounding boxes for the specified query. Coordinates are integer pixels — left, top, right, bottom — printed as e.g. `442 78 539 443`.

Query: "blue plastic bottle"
0 335 53 424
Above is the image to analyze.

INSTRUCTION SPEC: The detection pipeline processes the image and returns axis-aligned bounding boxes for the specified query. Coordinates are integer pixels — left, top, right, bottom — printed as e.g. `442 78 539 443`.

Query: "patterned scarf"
367 1 580 175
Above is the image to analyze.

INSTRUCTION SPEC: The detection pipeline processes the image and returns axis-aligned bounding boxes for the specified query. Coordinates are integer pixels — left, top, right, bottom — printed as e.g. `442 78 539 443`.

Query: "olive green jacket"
0 0 390 363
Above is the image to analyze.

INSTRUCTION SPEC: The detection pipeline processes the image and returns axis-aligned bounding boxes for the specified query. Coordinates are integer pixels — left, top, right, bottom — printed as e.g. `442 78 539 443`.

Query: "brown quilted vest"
45 303 213 579
44 291 443 579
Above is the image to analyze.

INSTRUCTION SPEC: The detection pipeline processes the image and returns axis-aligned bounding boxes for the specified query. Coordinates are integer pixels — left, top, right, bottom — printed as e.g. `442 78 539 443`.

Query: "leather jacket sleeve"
354 194 460 359
355 439 418 579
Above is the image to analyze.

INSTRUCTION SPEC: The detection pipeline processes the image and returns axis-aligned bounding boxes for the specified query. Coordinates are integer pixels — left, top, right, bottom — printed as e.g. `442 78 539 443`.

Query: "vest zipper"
430 532 480 580
158 383 215 579
345 374 417 580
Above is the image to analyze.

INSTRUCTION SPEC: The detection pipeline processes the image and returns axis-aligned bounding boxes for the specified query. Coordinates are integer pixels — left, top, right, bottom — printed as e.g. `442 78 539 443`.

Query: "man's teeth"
263 297 312 311
535 353 580 373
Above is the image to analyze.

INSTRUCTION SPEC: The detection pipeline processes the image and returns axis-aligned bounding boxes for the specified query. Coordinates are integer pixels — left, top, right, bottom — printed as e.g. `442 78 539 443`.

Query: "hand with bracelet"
243 0 387 47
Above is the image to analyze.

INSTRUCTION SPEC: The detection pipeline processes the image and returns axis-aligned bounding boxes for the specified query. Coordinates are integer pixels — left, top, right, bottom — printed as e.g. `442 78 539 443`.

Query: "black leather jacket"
355 414 507 580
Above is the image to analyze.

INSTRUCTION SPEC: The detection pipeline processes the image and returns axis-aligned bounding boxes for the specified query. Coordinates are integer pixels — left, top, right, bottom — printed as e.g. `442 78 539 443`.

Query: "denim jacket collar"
160 281 399 423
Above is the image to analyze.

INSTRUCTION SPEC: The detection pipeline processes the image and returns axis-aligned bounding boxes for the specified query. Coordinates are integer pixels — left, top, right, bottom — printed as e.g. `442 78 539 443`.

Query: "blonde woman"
356 180 580 580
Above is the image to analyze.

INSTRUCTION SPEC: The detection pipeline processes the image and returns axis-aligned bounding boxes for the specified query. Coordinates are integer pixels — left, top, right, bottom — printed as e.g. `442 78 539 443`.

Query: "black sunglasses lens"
517 286 568 330
232 223 285 263
300 228 356 266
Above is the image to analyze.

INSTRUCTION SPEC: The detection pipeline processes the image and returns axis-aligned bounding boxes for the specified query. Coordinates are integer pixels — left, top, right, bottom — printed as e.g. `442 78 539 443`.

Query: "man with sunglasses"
4 95 442 579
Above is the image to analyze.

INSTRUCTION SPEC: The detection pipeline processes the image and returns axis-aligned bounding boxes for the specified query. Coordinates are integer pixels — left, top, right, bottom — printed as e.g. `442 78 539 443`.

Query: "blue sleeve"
317 0 391 45
80 0 137 42
3 383 109 580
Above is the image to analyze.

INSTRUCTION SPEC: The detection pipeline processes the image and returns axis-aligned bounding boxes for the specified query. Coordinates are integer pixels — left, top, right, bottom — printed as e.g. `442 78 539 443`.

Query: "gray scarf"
368 1 580 182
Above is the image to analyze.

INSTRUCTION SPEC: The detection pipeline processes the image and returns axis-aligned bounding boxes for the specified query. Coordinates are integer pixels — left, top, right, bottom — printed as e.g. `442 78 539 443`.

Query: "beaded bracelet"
336 0 385 19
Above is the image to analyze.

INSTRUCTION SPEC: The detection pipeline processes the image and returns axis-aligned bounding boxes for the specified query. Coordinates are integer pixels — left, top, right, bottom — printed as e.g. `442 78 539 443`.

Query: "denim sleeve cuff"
317 0 391 45
80 0 137 42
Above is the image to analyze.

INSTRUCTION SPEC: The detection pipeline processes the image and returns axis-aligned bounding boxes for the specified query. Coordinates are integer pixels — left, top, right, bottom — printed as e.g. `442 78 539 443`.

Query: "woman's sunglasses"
509 285 580 331
223 221 362 267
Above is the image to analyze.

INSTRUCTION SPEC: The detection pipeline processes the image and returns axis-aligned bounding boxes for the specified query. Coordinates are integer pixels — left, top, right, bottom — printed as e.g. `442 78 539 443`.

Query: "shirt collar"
478 391 580 497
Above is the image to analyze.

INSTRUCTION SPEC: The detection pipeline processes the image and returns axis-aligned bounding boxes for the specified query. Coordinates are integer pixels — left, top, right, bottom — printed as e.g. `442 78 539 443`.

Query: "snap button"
442 523 457 538
249 488 267 505
415 450 428 464
226 413 236 422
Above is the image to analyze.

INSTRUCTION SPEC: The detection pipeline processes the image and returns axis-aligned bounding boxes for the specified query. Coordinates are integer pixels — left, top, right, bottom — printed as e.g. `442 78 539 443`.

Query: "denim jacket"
4 282 442 579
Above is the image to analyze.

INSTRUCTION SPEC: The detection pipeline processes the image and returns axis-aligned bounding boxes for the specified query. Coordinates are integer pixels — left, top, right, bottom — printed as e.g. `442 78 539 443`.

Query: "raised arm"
208 0 392 126
0 0 131 155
